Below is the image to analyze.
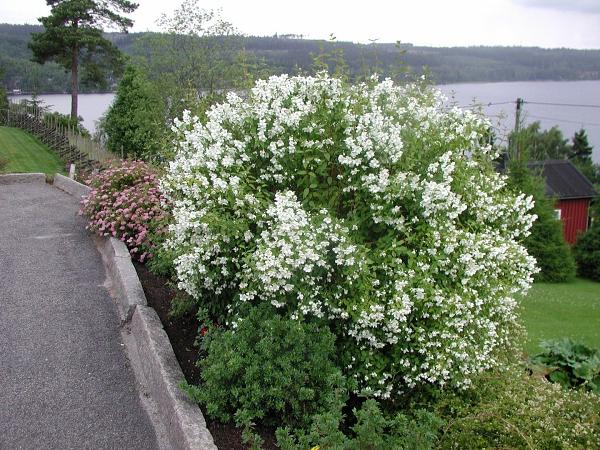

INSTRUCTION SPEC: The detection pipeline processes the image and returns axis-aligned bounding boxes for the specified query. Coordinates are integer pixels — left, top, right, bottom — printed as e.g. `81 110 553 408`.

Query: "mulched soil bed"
134 262 278 450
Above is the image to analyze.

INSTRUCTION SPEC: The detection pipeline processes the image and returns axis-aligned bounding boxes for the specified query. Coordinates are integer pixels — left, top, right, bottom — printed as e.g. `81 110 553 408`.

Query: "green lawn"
519 278 600 356
0 126 65 175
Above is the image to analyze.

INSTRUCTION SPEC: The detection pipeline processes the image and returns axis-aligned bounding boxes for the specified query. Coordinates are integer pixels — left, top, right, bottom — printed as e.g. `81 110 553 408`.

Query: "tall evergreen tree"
102 65 166 161
506 159 576 282
569 129 593 161
29 0 137 120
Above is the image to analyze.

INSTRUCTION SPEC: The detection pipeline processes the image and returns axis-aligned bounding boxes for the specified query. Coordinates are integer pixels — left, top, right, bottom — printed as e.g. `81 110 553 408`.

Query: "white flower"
161 73 537 397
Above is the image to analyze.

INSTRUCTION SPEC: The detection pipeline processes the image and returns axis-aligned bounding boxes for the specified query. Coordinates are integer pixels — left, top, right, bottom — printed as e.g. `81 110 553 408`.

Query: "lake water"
438 80 600 163
8 93 114 136
10 80 600 163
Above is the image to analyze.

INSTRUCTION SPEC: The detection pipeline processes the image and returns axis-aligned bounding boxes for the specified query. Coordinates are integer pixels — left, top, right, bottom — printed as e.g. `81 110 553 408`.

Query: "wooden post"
512 98 523 161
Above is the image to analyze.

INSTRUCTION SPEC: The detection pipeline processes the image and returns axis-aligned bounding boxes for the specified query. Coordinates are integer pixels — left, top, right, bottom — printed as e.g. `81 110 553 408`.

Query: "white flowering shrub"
161 74 538 398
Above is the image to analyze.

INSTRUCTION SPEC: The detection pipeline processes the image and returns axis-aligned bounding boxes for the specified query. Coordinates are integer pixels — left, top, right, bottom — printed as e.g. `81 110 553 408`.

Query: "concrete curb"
55 173 216 450
95 236 148 322
0 173 46 184
53 173 91 199
132 306 217 450
54 173 91 198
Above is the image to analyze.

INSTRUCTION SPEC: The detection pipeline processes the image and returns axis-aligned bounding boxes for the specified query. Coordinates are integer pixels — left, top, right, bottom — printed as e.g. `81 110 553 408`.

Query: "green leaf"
548 370 571 387
573 362 597 381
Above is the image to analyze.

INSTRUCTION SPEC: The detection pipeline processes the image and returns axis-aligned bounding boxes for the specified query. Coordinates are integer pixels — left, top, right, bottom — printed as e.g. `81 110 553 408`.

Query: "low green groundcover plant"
276 400 442 450
81 160 170 262
530 339 600 392
574 225 600 281
434 363 600 449
161 73 538 399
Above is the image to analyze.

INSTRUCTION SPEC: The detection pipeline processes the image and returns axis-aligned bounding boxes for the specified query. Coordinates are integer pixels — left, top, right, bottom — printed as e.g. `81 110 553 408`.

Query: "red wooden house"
529 160 597 245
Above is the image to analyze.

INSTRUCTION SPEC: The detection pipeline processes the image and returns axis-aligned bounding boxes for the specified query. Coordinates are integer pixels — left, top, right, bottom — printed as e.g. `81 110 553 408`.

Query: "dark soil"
134 262 279 450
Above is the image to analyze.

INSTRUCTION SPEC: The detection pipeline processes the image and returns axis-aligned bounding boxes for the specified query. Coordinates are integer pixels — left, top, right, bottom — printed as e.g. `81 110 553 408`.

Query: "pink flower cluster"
80 160 170 262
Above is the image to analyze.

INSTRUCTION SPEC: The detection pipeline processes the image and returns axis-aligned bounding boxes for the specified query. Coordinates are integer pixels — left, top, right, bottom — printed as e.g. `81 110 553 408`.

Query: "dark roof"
528 160 598 200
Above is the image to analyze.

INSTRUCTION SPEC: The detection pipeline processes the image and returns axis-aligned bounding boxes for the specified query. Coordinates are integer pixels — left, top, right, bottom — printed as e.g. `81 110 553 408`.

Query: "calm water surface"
10 80 600 163
8 93 114 135
438 80 600 163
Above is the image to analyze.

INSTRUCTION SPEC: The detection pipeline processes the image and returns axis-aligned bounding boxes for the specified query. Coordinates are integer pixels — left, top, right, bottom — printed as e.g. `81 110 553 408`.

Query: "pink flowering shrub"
80 160 170 262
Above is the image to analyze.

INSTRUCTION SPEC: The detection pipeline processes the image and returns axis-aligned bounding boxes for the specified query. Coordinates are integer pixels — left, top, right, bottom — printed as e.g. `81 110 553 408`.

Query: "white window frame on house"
554 209 561 220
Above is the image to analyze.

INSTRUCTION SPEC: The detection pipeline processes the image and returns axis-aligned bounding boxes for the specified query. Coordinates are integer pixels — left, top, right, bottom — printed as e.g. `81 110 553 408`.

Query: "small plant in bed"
80 160 171 262
181 304 346 446
530 338 600 392
433 362 600 449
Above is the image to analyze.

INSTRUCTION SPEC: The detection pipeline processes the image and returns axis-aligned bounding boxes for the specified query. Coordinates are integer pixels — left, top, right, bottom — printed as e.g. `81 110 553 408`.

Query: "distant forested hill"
2 23 600 93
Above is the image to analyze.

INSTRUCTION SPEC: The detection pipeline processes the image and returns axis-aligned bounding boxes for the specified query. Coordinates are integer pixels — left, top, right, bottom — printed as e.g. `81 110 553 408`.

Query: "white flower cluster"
161 73 538 398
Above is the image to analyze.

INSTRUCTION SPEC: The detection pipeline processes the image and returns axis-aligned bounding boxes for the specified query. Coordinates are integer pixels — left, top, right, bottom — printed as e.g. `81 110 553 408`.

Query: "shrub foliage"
81 160 170 261
574 225 600 281
276 399 442 450
162 74 538 397
435 364 600 449
530 339 600 392
102 65 167 161
182 305 345 429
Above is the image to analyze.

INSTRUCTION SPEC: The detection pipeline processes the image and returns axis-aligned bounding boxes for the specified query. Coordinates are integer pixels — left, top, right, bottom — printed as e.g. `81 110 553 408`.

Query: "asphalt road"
0 181 158 450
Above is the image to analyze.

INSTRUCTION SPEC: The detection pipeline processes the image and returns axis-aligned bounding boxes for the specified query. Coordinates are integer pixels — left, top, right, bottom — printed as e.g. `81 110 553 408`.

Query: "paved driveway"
0 181 158 450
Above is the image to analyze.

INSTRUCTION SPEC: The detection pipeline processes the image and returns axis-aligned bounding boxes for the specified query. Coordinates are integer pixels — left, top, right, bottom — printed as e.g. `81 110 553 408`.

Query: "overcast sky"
2 0 600 48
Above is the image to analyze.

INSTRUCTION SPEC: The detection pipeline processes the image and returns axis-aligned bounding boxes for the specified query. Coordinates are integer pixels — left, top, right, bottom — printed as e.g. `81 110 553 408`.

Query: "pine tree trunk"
71 45 79 122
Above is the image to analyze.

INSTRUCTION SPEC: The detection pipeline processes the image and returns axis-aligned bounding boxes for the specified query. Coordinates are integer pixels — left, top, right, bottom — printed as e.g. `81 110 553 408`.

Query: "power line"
524 100 600 109
526 114 600 127
486 101 515 107
450 99 600 109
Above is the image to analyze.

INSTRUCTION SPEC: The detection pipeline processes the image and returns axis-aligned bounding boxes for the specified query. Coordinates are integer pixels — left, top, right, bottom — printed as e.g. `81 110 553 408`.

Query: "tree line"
3 22 600 95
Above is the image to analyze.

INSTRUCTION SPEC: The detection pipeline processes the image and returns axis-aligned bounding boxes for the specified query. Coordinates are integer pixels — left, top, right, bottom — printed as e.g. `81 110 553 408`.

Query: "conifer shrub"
102 65 167 161
574 225 600 281
506 161 576 282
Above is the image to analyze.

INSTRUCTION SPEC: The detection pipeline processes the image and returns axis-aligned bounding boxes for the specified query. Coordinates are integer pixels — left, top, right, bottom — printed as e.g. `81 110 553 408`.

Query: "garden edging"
53 174 217 450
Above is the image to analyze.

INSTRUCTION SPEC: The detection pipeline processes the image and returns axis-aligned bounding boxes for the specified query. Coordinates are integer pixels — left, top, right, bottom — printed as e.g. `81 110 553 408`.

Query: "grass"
519 278 600 356
0 126 65 175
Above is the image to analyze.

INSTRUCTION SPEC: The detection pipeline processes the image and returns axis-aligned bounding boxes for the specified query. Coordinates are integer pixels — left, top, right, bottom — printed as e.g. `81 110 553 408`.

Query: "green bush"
182 304 345 429
0 85 8 109
102 65 167 161
0 85 8 124
277 399 442 450
43 111 89 136
163 74 539 397
530 339 600 392
80 160 171 262
434 364 600 449
507 160 576 282
574 225 600 281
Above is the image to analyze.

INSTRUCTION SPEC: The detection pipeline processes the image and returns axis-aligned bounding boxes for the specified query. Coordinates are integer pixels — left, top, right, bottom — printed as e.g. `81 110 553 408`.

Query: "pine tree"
506 159 576 282
570 129 593 161
102 65 165 161
29 0 137 121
